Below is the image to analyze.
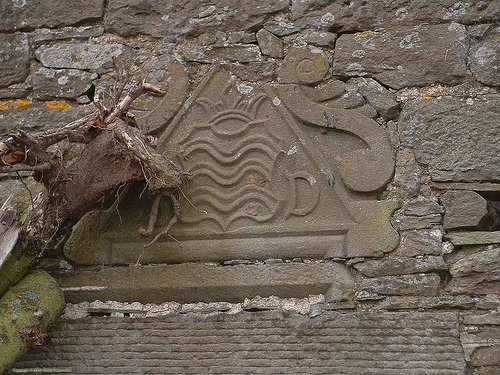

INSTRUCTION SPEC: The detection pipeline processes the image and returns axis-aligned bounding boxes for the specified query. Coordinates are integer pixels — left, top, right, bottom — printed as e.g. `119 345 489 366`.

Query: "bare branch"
0 162 51 174
137 193 161 236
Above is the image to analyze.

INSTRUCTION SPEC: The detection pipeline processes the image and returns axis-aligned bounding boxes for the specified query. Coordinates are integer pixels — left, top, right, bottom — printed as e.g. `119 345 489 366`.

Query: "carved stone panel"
65 67 399 266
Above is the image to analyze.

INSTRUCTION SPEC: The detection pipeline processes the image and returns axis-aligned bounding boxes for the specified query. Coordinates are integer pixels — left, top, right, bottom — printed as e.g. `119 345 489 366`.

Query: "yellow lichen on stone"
421 93 432 99
0 99 30 110
10 99 30 109
45 100 71 109
354 30 373 38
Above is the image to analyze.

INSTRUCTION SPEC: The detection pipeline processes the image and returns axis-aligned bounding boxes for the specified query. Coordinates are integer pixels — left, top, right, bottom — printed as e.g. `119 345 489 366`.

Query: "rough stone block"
332 24 468 89
396 229 443 256
361 274 441 296
301 30 337 48
463 313 500 325
471 346 500 367
399 95 500 182
0 101 94 136
0 0 103 32
291 0 500 32
354 256 447 277
56 262 355 304
29 26 105 44
178 44 261 63
36 43 128 72
446 271 500 295
256 29 283 59
375 295 476 310
447 232 500 246
403 199 444 217
448 246 500 278
32 68 96 100
105 0 289 38
348 77 400 120
470 25 500 87
441 190 493 230
0 34 29 88
13 311 466 374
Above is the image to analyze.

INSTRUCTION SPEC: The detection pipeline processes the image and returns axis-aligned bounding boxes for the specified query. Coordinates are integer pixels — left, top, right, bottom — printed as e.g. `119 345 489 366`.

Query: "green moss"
0 238 36 299
0 271 65 373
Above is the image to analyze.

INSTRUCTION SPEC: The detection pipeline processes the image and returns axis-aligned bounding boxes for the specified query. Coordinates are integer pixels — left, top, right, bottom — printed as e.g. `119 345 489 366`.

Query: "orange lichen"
0 99 31 110
421 93 432 99
45 100 71 109
10 98 30 109
354 30 373 38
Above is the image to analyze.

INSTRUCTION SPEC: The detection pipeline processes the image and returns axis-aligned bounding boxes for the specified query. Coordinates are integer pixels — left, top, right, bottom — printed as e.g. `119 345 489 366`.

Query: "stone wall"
1 0 499 374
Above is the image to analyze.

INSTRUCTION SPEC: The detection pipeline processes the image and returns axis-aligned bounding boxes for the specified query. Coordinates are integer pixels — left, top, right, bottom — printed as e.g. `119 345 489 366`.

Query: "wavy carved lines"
193 164 271 187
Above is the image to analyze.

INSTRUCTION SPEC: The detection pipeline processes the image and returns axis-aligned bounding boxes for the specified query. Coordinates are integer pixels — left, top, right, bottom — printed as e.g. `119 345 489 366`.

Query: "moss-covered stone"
0 270 65 373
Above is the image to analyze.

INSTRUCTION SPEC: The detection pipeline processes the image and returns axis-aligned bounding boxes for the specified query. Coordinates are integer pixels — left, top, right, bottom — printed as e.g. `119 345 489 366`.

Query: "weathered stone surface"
301 30 337 48
105 0 289 38
56 262 355 304
396 229 443 256
278 45 330 85
446 271 500 295
463 313 500 325
220 60 276 82
36 43 128 72
354 256 447 277
29 26 105 44
432 182 500 192
471 346 500 366
392 148 422 198
14 311 465 374
348 78 400 120
375 295 476 310
470 25 500 87
0 0 103 32
399 95 500 182
447 232 500 246
0 271 65 373
397 214 442 230
0 34 29 88
361 274 441 296
178 44 261 63
332 24 468 89
441 190 492 230
32 68 96 100
256 29 283 59
128 54 189 134
403 199 444 217
0 101 94 136
291 0 500 32
448 247 500 277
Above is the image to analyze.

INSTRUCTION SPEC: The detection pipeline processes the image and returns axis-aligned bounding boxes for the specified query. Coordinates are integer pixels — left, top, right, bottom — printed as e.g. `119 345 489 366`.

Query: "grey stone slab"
291 0 500 32
105 0 289 38
0 33 29 88
0 101 94 136
447 232 500 246
375 295 476 310
446 271 500 295
0 0 103 32
431 182 500 192
29 26 105 44
441 190 493 230
13 311 466 374
36 43 128 72
361 274 441 296
397 214 442 230
256 29 284 59
463 313 500 325
354 256 447 277
332 24 468 89
56 262 355 304
396 229 443 256
178 44 262 63
32 68 96 100
67 67 398 265
301 30 337 48
348 78 400 120
403 199 444 217
399 95 500 182
471 346 500 366
470 25 500 87
450 246 500 277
